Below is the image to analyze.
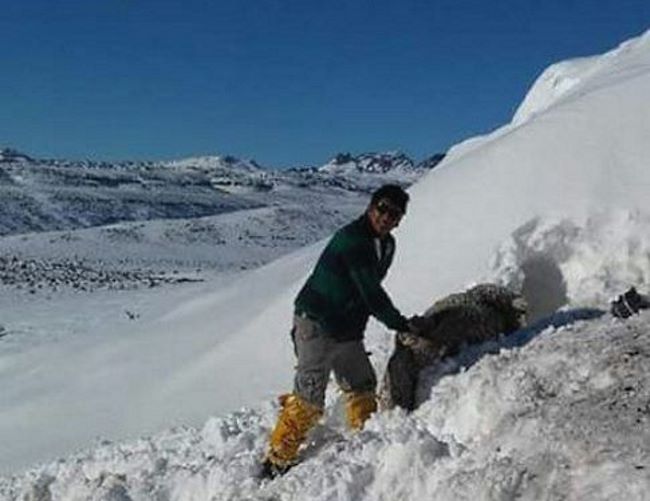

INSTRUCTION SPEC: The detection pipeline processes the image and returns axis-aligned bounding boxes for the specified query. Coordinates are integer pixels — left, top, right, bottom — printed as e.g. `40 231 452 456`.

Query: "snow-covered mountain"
0 154 260 236
318 151 443 177
2 29 650 500
0 150 435 293
0 147 33 163
320 151 413 174
0 150 438 236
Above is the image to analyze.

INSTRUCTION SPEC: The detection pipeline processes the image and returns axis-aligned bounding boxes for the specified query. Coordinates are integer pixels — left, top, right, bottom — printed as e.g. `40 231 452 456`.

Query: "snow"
3 28 650 500
2 314 648 500
489 210 650 316
391 29 650 314
162 155 264 173
513 31 650 125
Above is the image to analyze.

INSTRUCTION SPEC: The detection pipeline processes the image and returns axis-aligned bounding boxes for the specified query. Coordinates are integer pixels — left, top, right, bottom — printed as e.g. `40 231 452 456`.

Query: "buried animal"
379 283 527 411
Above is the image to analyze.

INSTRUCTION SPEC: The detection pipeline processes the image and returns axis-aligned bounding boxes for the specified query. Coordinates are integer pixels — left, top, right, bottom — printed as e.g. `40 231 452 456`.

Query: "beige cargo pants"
292 314 377 408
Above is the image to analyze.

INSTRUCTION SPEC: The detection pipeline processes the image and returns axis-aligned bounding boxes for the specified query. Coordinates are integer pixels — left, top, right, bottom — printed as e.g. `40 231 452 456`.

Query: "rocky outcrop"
0 254 200 294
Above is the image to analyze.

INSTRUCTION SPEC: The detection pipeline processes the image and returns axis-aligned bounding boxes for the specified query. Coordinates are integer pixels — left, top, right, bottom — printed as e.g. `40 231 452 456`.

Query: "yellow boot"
345 391 377 430
264 393 323 474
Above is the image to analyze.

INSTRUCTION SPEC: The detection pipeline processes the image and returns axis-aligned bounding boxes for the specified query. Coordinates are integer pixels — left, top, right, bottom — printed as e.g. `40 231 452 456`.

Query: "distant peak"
321 151 416 174
222 155 239 165
163 154 264 172
333 152 354 165
0 147 33 163
417 153 446 170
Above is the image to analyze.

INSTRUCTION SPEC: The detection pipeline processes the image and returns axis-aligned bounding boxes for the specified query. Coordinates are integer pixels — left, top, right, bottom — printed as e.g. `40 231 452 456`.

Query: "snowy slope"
2 311 648 500
0 191 364 275
2 28 650 499
392 29 650 312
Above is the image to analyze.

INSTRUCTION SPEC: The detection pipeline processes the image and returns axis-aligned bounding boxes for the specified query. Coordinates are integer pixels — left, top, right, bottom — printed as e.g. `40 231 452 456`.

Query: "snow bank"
513 30 650 125
2 313 648 500
390 28 650 312
488 210 650 320
413 312 650 500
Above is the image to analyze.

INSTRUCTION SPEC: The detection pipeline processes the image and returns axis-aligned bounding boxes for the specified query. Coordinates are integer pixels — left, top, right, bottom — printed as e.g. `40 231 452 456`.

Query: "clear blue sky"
1 1 649 167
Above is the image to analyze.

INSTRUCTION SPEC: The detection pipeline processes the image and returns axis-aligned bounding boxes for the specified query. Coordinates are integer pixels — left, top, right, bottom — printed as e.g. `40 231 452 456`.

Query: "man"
262 184 419 478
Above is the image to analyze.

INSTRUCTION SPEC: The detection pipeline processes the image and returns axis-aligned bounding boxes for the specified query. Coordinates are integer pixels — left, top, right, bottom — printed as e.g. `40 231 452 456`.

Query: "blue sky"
1 1 649 167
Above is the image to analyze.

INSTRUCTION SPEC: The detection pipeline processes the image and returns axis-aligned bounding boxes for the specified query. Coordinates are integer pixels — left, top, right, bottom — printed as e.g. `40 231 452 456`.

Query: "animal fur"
379 284 526 411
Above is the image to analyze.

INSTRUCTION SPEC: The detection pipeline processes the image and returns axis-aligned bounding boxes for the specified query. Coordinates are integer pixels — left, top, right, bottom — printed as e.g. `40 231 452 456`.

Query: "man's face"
368 198 404 237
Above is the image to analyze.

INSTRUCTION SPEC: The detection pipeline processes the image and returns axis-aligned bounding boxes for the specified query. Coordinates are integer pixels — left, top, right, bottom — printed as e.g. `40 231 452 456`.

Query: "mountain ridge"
0 149 444 237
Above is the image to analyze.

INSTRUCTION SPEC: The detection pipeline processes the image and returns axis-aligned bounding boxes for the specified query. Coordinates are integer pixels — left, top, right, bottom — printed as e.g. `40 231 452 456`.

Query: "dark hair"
371 184 409 213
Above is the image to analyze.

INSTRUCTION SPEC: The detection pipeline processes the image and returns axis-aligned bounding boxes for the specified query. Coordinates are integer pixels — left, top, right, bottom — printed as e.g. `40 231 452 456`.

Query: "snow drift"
392 29 650 312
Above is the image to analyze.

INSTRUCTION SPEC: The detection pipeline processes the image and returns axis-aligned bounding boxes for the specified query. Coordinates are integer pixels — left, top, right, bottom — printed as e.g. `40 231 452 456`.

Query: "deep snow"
1 311 648 500
2 29 650 500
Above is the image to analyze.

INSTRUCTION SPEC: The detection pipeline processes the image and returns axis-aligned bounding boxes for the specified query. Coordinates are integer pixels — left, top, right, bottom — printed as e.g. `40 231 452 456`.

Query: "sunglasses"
375 200 404 220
